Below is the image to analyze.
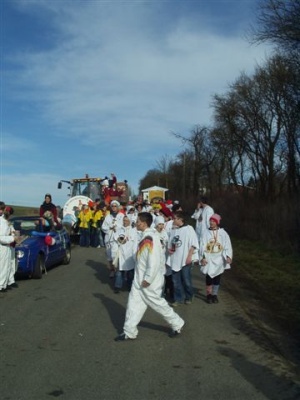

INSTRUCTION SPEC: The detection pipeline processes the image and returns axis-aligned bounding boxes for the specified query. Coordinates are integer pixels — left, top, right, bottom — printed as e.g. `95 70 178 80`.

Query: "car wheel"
63 246 71 265
32 254 45 279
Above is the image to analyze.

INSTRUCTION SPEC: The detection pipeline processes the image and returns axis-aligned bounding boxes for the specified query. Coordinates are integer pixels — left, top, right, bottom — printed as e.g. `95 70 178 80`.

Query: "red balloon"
45 235 55 246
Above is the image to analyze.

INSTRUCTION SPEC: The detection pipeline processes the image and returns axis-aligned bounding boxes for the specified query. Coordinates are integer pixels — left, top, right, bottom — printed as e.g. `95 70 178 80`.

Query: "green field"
12 206 40 216
232 238 300 343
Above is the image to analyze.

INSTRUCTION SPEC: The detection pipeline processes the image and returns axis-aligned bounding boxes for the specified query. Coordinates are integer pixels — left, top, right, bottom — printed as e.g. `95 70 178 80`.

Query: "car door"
46 232 63 265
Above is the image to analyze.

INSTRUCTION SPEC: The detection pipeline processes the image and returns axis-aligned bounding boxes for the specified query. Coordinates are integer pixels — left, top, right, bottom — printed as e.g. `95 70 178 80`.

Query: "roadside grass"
233 238 300 340
12 206 39 216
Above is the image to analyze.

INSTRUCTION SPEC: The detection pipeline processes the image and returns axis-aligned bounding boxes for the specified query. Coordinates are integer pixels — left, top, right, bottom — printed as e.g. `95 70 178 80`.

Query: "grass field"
12 206 40 216
231 238 300 344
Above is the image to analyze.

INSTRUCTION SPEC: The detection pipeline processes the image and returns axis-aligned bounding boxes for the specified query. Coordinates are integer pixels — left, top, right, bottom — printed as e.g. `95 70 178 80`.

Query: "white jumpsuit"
123 228 184 339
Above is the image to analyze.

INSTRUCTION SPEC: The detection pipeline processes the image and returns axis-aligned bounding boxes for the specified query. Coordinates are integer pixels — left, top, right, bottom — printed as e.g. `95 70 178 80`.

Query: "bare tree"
172 125 212 196
138 169 162 192
156 154 174 188
250 0 300 54
212 54 300 199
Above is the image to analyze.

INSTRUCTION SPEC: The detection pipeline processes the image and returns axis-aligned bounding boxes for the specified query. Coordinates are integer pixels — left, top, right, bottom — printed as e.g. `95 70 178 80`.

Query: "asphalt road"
0 246 299 400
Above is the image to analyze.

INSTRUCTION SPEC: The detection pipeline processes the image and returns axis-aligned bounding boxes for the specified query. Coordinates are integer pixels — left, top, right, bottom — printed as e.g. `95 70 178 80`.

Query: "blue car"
11 216 71 279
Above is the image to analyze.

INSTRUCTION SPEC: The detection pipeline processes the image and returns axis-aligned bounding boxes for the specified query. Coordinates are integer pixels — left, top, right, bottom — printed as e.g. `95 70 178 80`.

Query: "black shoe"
114 288 120 294
212 295 219 304
169 323 184 338
0 288 8 293
114 333 129 342
8 283 19 289
206 294 213 304
168 330 181 338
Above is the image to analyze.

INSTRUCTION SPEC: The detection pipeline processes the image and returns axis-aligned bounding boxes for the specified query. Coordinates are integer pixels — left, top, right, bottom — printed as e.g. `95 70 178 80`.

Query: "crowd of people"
0 194 233 341
93 195 233 341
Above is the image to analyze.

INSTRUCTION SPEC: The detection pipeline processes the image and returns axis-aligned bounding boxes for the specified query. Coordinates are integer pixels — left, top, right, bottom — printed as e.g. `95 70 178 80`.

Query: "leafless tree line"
138 1 300 252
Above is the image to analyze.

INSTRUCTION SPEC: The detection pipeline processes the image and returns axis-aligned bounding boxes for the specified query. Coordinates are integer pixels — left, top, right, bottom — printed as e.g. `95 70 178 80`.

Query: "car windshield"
11 218 38 236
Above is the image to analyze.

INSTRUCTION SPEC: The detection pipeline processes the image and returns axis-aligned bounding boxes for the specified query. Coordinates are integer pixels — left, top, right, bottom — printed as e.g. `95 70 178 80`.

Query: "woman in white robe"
0 211 15 292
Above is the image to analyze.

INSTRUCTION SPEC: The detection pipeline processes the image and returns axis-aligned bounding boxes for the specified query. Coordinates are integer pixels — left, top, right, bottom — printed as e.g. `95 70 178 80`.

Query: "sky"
0 0 270 207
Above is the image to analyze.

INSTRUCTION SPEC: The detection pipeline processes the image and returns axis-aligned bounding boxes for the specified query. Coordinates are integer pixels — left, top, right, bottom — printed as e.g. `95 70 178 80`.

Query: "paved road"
0 246 299 400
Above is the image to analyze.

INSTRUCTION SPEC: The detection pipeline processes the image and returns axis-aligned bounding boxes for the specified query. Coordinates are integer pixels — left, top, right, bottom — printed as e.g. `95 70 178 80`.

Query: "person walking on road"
113 215 138 293
115 212 185 341
102 200 124 278
167 211 199 306
199 213 233 304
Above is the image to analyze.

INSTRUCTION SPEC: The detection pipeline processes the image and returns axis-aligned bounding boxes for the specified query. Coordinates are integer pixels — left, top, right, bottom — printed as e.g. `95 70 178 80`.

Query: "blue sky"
1 0 269 207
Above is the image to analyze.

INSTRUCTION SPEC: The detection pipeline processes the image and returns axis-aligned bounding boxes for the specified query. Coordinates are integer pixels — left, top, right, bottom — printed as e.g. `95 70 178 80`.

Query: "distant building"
141 186 169 202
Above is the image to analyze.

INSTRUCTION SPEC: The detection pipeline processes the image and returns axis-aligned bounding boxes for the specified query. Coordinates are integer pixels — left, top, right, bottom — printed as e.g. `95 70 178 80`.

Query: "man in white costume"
101 200 124 278
199 213 233 304
115 212 185 341
191 196 214 242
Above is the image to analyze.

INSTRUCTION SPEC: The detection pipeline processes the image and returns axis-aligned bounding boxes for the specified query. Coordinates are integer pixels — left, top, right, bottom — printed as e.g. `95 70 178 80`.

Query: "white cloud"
3 0 270 206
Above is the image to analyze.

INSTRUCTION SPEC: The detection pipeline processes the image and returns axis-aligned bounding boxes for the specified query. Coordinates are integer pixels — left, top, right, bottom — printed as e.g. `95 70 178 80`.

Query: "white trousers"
123 284 184 339
7 248 16 285
0 245 10 289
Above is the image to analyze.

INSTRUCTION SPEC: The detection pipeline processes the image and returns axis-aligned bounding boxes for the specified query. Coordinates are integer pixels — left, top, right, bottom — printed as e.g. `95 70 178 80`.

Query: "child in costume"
199 213 233 304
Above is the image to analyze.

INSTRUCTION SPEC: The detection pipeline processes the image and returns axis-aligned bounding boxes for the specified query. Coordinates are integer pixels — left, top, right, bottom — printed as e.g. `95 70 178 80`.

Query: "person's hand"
226 256 232 264
186 255 192 265
14 235 23 245
200 258 208 266
141 280 150 288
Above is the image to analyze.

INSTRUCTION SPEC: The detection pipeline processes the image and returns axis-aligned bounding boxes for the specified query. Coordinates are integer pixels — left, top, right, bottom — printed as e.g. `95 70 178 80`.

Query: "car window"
13 220 37 235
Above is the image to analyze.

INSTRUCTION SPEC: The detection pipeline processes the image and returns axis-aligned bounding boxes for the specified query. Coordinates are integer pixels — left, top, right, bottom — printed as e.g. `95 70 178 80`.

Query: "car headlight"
16 250 25 259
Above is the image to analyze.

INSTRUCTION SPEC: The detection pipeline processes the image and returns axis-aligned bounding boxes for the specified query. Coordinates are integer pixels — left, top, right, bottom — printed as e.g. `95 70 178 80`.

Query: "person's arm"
141 234 161 287
51 205 58 223
186 246 196 265
191 207 201 219
223 231 233 264
101 216 111 234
